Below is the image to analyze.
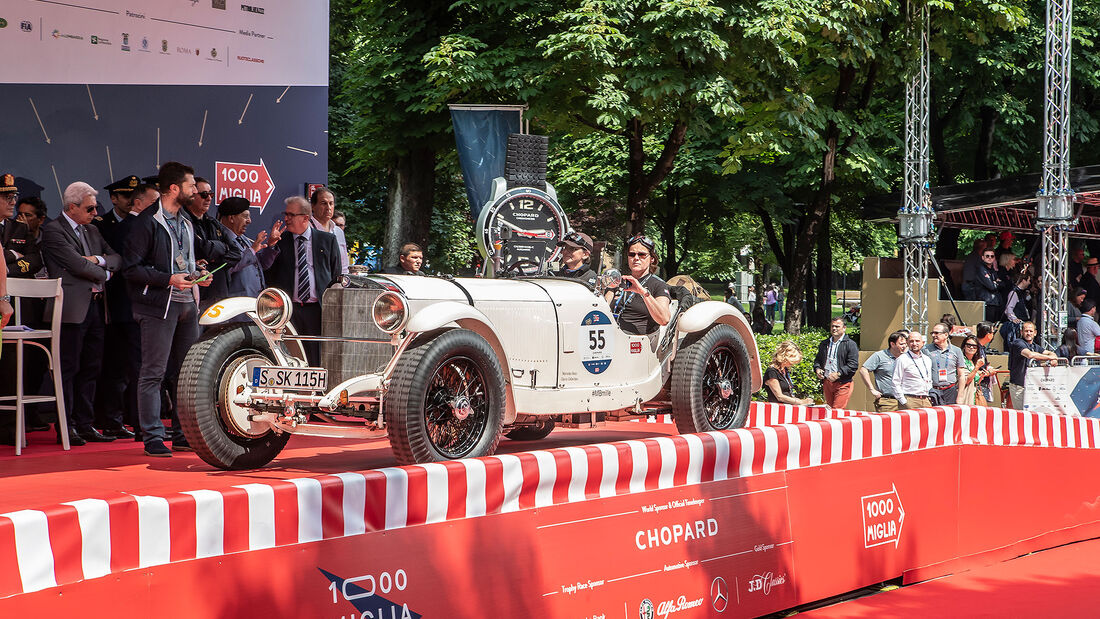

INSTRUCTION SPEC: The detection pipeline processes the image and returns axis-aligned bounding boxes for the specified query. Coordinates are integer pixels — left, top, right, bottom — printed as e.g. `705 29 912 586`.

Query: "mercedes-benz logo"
711 576 729 612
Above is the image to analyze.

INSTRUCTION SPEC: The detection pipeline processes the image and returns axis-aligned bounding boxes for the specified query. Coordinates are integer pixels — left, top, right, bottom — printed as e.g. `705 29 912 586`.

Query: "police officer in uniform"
552 231 597 286
0 173 42 279
91 175 145 438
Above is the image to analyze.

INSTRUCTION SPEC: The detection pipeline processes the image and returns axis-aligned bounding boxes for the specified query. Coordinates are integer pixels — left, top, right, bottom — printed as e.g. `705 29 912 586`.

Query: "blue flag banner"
449 105 524 219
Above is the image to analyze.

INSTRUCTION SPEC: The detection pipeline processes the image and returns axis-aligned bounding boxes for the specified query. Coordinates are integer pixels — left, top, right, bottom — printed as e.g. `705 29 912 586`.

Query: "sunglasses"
627 251 649 258
196 191 213 199
964 344 978 348
85 205 97 213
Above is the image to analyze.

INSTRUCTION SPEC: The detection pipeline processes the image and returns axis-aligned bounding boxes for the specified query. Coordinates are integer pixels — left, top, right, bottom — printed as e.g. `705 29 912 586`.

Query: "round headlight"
373 291 408 334
256 288 292 330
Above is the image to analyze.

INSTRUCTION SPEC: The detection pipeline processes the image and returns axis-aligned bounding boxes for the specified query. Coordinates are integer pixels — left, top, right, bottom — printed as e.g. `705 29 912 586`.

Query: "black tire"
178 324 291 470
670 324 752 434
385 329 506 465
505 418 555 441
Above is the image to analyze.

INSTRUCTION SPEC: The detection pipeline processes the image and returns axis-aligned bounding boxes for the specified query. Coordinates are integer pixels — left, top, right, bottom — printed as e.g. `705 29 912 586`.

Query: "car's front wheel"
385 329 506 465
178 324 291 470
670 324 751 434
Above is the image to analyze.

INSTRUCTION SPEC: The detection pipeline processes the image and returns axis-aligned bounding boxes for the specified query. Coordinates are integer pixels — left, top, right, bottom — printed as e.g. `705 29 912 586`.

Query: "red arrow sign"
861 484 905 549
215 158 276 213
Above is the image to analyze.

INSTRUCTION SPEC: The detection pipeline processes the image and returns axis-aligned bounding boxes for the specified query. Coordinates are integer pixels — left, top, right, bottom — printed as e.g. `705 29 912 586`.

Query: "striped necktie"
296 235 310 302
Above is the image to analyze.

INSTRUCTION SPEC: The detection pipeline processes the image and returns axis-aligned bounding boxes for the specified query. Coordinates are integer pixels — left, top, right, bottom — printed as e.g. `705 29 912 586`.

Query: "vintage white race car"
178 273 763 469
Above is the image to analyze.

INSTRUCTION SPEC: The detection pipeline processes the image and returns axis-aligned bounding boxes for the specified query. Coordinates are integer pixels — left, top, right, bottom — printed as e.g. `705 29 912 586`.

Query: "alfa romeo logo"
638 598 654 619
711 577 729 612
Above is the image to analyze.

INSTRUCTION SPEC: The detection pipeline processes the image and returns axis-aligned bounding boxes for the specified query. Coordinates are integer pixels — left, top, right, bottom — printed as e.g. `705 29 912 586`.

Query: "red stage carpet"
806 538 1100 617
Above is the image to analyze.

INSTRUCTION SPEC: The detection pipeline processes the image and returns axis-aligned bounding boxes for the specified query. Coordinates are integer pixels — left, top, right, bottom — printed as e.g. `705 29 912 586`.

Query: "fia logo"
20 20 32 32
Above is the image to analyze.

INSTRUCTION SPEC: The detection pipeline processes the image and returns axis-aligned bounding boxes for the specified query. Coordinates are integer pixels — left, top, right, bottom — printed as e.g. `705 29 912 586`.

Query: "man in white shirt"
892 331 934 409
309 187 349 274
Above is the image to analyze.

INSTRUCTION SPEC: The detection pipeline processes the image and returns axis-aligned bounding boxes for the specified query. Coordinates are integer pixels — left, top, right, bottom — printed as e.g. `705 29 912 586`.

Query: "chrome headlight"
373 291 408 334
256 288 292 330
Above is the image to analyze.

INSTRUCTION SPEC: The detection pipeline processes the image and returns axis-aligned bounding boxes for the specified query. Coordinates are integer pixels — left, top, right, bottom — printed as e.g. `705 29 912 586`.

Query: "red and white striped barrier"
1 404 1097 598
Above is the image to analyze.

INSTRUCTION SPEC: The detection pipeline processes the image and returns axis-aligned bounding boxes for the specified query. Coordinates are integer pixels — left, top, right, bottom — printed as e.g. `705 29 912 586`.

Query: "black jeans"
135 302 199 445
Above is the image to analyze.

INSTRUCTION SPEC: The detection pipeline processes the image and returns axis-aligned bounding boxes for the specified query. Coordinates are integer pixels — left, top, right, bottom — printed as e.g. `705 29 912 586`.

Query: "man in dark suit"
262 196 341 365
41 181 122 445
0 173 42 278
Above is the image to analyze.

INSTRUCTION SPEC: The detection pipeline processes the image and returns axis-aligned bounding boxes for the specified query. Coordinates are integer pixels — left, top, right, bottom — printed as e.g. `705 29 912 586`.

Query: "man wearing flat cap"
217 197 283 299
552 230 597 286
0 173 42 279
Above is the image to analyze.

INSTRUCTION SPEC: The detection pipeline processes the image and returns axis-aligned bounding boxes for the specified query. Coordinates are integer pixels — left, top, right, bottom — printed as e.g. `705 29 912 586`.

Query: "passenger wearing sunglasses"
606 235 670 335
552 231 597 286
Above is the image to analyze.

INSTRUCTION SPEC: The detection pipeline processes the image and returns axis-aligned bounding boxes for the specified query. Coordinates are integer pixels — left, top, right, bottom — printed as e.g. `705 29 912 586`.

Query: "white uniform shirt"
892 351 933 406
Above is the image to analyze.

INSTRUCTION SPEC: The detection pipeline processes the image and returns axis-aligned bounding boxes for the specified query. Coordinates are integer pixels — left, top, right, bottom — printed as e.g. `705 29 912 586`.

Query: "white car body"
184 274 763 468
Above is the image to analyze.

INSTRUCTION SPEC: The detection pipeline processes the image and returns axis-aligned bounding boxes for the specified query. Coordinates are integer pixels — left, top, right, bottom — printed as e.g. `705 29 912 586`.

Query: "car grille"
321 288 395 386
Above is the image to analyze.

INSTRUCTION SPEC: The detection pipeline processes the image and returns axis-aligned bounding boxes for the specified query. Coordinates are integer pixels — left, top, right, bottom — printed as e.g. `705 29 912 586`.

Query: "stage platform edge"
2 403 1099 618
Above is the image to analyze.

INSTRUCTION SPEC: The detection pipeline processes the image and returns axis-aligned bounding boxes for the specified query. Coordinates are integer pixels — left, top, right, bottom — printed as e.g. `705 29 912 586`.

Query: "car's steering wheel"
504 260 541 276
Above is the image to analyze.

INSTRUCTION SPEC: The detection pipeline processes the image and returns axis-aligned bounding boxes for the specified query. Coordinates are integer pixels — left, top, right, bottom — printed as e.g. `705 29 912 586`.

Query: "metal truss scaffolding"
1037 0 1075 350
899 2 932 336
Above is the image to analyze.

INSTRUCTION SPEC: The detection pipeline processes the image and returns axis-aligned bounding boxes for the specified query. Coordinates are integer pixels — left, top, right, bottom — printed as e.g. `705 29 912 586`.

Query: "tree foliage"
330 0 1100 333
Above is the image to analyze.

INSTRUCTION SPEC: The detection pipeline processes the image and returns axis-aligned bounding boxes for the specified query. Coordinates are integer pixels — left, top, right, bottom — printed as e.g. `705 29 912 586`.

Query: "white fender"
404 300 517 423
678 300 763 391
199 296 258 325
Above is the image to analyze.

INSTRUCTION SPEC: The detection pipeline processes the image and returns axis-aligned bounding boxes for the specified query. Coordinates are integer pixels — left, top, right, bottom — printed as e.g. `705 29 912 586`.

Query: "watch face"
479 187 567 273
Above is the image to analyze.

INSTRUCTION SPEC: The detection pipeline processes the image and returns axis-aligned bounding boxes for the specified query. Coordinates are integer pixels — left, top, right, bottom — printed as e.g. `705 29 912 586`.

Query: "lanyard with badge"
613 273 652 320
932 347 954 384
907 351 928 382
166 215 188 271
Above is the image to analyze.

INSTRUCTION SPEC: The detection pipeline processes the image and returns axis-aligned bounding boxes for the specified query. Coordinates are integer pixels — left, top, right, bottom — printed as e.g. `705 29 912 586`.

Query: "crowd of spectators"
0 164 355 453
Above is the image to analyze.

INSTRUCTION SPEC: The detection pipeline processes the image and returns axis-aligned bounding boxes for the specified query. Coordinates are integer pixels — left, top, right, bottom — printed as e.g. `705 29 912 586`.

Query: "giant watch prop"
476 134 569 276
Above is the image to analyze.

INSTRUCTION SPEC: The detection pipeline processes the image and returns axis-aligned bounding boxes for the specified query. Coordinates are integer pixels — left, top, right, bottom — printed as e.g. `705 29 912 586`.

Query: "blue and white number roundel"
579 310 615 374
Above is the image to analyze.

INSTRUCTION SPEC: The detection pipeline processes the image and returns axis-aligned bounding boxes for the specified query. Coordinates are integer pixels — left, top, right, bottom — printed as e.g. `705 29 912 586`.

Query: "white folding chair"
0 278 68 454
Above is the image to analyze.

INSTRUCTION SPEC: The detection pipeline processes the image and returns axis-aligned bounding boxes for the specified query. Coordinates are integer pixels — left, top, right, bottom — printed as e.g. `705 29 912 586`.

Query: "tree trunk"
784 65 856 334
975 105 999 180
814 206 833 327
660 186 679 275
383 148 435 267
625 118 689 237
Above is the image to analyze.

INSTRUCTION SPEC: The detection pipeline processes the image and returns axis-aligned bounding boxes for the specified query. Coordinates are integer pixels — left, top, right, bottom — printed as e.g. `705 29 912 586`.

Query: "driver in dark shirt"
552 231 597 286
382 242 424 275
606 234 671 335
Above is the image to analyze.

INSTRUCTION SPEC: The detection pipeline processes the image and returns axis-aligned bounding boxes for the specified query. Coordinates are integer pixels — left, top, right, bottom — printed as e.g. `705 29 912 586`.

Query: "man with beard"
181 176 240 311
123 162 213 457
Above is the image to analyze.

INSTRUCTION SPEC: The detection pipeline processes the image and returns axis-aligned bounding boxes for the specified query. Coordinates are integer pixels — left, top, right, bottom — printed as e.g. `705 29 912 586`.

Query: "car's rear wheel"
670 324 751 434
505 418 555 441
178 324 291 470
386 329 506 464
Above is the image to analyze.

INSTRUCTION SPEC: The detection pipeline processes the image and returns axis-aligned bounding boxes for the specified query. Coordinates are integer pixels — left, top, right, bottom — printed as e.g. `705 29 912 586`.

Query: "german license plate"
251 366 327 391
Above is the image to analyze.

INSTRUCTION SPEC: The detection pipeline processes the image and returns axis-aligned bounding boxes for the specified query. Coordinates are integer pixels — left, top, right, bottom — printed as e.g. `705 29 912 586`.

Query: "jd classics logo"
747 571 787 595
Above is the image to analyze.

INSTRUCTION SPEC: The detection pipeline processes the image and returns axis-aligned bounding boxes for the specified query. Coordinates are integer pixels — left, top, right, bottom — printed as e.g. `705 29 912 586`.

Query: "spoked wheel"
505 417 556 441
424 356 492 458
386 329 506 464
671 324 752 434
